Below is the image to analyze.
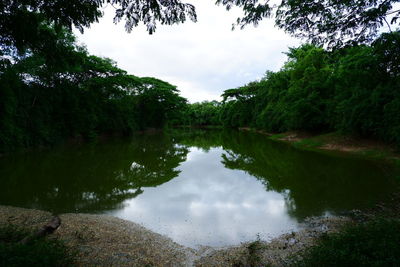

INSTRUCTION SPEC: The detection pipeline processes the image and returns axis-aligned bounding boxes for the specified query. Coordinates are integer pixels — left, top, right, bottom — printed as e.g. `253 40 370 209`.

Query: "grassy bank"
240 128 400 164
232 210 400 267
294 218 400 267
256 129 400 266
0 225 74 267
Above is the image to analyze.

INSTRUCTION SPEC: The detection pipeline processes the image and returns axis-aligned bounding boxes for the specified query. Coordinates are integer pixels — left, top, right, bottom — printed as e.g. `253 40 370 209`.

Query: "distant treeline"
181 31 400 147
1 21 399 152
0 26 186 152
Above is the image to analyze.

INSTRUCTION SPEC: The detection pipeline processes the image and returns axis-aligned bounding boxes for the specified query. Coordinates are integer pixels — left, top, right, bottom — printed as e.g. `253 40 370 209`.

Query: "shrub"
0 225 74 267
295 219 400 267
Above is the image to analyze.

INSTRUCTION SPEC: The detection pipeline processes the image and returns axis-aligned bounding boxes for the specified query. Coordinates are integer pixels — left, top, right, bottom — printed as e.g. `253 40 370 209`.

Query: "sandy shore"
0 205 351 266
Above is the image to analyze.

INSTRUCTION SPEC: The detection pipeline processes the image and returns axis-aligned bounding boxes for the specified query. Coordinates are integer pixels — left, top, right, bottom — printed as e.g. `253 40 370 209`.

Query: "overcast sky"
76 1 300 102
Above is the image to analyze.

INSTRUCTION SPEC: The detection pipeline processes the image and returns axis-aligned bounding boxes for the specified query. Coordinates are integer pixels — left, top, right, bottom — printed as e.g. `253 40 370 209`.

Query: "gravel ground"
0 205 351 266
194 216 352 267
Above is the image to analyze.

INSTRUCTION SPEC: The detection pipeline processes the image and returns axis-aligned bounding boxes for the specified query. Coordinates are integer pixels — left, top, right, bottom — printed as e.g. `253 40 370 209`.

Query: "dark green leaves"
216 0 400 48
0 0 197 54
275 0 400 48
111 0 197 34
0 21 189 151
295 219 400 267
217 32 400 146
2 0 398 50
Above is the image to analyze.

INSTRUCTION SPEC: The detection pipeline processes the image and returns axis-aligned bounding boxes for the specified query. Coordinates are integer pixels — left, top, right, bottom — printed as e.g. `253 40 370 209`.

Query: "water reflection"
110 147 298 247
0 134 188 213
176 130 398 219
0 129 398 247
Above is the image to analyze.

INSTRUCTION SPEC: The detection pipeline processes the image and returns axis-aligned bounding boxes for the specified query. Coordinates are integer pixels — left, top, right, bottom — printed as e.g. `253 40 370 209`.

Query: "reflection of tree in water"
1 129 398 218
176 129 398 220
0 134 188 213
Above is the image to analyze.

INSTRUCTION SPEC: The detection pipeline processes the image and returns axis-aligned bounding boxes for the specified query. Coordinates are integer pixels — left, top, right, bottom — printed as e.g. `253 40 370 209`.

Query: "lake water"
0 129 398 247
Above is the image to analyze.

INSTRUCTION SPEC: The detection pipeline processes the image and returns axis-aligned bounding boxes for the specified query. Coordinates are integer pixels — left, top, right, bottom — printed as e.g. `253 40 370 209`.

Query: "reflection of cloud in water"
130 162 144 170
109 147 299 248
185 147 205 162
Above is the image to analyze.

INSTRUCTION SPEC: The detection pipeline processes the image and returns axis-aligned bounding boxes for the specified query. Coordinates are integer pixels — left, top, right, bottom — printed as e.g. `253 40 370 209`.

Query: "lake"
0 129 398 247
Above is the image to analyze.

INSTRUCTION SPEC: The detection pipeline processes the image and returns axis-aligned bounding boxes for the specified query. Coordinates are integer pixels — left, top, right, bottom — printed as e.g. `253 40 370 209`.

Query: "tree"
3 0 399 52
182 101 222 126
0 21 190 151
217 0 400 48
221 82 259 102
134 77 188 128
0 0 196 53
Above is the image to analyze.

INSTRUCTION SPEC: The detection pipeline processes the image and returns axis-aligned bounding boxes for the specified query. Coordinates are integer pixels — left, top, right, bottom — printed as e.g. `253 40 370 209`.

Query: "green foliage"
217 0 400 48
218 32 400 147
1 0 397 52
0 225 74 267
135 77 187 128
0 0 196 54
246 235 265 267
220 99 255 128
254 71 290 132
295 219 400 267
0 22 187 152
181 101 222 126
221 82 259 102
2 3 400 152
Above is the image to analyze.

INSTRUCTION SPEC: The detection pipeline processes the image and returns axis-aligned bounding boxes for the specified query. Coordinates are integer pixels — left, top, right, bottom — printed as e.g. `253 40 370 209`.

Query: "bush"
295 219 400 267
0 225 74 267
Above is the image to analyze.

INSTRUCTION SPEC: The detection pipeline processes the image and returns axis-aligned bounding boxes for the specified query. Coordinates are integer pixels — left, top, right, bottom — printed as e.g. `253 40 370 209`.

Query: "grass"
354 149 400 164
0 224 75 267
294 218 400 267
246 237 264 267
264 130 400 164
292 132 343 149
293 139 324 149
268 133 288 140
241 128 400 162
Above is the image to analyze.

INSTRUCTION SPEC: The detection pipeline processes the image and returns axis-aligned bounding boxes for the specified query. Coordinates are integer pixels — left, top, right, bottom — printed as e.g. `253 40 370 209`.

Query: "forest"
0 26 187 152
183 32 400 147
1 0 399 152
2 29 400 152
1 1 400 266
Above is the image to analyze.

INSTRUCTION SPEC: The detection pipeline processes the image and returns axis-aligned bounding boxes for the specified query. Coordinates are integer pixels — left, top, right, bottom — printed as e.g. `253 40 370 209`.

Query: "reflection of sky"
109 147 299 248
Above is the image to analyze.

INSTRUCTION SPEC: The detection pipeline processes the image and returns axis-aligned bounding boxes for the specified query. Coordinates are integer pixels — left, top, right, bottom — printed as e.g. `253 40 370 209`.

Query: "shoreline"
238 128 400 163
0 205 351 266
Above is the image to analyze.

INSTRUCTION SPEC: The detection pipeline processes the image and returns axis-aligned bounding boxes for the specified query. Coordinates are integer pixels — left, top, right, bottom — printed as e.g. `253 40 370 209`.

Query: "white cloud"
75 1 300 102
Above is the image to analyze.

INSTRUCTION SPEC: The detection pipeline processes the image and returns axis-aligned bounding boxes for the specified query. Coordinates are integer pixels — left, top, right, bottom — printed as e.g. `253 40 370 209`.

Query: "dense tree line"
0 24 186 152
184 31 400 147
2 0 400 152
179 101 222 126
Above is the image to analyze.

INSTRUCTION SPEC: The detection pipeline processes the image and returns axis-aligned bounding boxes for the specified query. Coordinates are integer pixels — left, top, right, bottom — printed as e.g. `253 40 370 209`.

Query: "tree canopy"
217 0 400 47
2 1 400 152
0 0 196 53
182 31 400 146
2 0 399 51
0 22 188 152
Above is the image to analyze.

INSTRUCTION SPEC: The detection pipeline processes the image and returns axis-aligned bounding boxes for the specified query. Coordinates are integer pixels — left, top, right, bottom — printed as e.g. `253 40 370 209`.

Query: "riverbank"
0 205 352 266
239 128 400 163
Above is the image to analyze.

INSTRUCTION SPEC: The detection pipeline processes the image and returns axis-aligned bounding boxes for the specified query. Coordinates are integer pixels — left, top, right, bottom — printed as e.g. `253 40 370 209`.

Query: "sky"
76 1 300 103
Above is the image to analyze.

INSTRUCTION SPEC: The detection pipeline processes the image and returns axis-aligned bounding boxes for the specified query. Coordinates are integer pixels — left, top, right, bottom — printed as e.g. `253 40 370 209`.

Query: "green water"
0 129 398 247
